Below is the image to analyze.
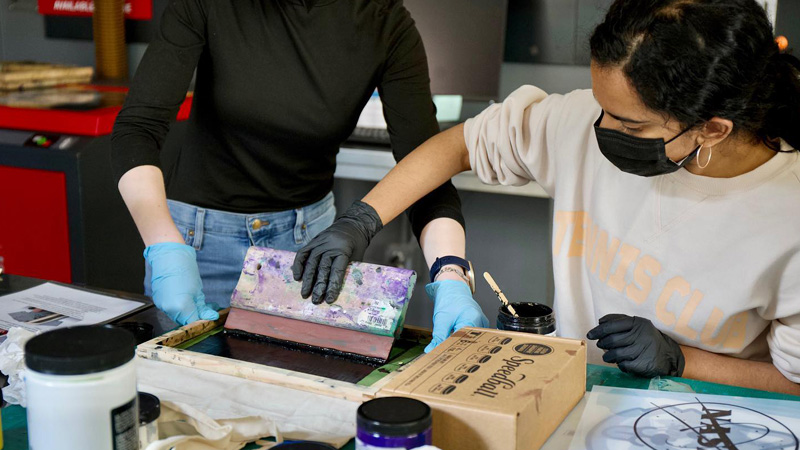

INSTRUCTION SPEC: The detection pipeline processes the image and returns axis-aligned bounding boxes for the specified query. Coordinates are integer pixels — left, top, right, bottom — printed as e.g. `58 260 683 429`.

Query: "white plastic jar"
25 325 138 450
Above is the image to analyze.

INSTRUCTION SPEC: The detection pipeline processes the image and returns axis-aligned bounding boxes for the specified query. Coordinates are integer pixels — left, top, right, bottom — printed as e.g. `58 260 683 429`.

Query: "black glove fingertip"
292 250 311 281
325 255 348 305
313 290 326 304
586 326 604 340
291 262 303 281
598 313 630 324
301 270 316 299
325 289 340 305
617 360 634 374
324 279 343 304
312 283 328 305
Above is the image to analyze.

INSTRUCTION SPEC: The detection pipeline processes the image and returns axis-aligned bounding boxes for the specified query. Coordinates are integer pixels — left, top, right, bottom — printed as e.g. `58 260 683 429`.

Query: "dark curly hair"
590 0 800 152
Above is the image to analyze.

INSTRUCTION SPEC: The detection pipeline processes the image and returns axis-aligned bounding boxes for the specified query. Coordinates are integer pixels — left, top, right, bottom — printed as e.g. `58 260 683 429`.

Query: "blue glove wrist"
143 242 195 264
425 279 472 300
143 241 218 325
424 280 489 353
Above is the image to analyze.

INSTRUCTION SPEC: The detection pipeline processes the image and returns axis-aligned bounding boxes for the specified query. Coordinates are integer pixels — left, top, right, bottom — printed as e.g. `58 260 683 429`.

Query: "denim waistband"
167 192 335 239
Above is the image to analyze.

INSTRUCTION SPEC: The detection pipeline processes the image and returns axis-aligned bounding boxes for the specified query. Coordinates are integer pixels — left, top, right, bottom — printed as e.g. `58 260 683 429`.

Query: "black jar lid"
499 302 554 322
357 397 432 436
139 392 161 425
26 325 136 375
116 321 155 345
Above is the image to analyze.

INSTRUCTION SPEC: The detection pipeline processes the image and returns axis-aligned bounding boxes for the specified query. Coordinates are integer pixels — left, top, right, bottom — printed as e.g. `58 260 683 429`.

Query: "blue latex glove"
425 280 490 353
143 242 219 326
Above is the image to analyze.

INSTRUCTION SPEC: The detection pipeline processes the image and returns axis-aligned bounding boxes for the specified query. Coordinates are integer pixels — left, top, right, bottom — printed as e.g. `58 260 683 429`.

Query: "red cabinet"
0 166 72 282
0 88 192 292
0 131 148 292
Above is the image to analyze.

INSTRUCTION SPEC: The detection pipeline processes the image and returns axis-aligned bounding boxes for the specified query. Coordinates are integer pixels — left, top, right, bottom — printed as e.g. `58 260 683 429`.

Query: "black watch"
430 256 476 294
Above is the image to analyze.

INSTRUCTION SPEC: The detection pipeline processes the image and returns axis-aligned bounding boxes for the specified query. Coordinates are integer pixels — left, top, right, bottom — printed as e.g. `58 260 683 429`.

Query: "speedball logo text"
472 355 534 399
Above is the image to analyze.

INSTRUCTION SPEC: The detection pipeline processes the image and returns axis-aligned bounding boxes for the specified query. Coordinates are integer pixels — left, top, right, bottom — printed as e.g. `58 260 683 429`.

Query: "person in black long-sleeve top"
113 0 488 345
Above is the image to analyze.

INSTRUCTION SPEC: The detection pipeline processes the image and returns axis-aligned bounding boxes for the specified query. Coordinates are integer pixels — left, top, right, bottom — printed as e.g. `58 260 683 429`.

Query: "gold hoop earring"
697 145 712 169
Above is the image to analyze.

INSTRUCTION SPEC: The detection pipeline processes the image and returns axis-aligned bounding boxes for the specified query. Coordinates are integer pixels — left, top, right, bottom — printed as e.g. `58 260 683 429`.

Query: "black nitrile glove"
587 314 685 378
291 201 383 305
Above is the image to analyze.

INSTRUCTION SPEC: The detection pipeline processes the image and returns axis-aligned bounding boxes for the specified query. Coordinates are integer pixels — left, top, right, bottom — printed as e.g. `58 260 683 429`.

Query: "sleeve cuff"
407 181 465 240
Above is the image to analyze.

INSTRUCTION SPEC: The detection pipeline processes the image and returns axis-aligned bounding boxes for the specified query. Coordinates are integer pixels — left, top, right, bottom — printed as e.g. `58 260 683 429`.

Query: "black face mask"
594 111 701 177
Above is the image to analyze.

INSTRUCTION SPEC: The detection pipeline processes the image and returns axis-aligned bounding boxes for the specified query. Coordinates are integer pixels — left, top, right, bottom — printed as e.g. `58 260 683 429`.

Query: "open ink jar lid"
497 302 556 336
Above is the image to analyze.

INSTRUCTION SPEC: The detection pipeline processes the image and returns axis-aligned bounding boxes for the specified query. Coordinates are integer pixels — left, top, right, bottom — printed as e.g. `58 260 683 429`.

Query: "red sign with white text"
37 0 152 20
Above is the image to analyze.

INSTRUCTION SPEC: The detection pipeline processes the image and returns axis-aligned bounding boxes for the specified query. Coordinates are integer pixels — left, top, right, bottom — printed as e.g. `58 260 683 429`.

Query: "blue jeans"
145 193 336 308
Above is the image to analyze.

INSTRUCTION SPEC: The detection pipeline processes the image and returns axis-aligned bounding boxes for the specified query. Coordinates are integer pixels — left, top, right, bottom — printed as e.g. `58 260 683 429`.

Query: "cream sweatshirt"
464 86 800 383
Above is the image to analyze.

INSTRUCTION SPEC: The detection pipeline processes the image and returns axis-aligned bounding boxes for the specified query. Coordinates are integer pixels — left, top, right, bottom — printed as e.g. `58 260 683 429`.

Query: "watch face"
467 261 476 294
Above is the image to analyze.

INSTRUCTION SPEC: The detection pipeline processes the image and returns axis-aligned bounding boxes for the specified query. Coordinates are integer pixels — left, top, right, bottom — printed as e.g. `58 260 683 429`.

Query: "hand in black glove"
291 201 383 305
586 314 685 378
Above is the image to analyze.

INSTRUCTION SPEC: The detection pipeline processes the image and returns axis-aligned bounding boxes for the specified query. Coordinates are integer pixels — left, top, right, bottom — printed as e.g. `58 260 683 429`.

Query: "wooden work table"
0 274 797 449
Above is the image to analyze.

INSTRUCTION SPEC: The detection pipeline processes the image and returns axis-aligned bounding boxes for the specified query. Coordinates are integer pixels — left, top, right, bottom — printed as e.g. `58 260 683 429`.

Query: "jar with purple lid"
356 397 432 450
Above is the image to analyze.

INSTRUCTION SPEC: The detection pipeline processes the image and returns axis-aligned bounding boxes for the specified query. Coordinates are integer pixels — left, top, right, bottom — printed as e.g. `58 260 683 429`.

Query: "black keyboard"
346 127 392 146
346 121 461 147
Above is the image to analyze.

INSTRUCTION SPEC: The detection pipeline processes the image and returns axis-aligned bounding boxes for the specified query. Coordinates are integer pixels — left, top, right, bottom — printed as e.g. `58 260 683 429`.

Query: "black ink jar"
496 302 556 336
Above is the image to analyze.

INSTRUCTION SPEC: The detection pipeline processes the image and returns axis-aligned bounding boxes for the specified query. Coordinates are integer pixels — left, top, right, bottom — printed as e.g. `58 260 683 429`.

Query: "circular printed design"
513 343 553 356
633 401 799 450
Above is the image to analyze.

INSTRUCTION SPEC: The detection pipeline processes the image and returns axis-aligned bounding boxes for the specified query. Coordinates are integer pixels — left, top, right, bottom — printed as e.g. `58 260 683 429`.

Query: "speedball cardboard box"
377 327 586 450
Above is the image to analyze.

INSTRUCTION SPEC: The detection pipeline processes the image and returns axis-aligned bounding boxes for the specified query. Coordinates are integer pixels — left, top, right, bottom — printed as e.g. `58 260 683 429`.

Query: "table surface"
2 275 798 449
4 364 798 450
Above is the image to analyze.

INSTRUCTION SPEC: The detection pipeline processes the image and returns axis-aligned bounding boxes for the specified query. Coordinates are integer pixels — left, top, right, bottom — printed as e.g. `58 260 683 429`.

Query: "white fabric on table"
137 357 358 448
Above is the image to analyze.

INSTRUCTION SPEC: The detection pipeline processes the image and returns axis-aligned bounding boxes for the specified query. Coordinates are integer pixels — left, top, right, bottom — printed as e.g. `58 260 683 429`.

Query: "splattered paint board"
231 247 416 337
137 310 430 402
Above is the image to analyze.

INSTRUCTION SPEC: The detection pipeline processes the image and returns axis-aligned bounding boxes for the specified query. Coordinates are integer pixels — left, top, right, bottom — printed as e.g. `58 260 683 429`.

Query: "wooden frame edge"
135 309 424 402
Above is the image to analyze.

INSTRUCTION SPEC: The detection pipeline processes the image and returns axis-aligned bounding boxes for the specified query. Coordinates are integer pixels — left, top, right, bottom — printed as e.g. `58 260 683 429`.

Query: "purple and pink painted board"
224 308 396 363
229 247 416 338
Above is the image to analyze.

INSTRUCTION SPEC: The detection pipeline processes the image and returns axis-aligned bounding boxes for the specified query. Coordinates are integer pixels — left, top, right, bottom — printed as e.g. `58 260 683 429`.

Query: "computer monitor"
404 0 508 100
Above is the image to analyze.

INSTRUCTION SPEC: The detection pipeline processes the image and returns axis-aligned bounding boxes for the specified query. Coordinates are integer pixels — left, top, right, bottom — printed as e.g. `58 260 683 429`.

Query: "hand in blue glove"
587 314 685 378
144 242 219 326
425 280 490 353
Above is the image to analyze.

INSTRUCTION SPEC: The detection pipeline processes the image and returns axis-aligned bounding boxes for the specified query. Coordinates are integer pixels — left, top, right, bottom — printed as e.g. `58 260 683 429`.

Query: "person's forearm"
681 345 800 395
118 165 184 247
363 124 471 225
419 217 468 284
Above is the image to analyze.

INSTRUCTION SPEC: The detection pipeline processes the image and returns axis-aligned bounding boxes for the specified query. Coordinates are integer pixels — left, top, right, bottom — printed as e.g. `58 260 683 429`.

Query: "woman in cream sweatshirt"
295 0 800 394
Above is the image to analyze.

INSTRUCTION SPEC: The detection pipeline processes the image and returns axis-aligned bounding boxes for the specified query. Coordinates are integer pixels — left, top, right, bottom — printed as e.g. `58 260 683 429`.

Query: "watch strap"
435 266 471 284
430 256 470 282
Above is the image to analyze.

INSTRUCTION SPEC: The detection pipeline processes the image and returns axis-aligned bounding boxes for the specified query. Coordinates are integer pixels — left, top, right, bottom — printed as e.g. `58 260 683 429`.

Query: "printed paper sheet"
0 282 146 335
569 386 800 450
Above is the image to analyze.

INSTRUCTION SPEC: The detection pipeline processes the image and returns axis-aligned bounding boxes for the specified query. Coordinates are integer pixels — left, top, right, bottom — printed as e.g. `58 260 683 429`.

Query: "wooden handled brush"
483 272 519 318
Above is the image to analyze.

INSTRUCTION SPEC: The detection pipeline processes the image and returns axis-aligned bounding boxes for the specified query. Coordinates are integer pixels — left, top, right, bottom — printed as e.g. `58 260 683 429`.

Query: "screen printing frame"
137 309 430 402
